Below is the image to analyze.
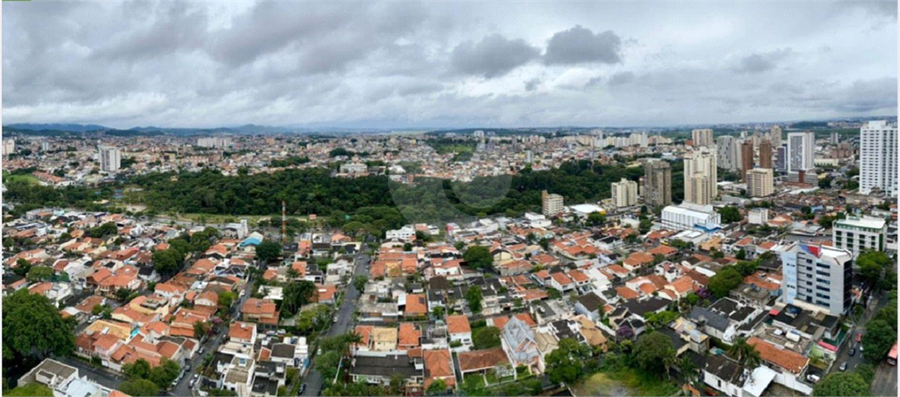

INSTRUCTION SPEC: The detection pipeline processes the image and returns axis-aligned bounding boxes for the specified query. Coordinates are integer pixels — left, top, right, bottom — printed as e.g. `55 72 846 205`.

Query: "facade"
692 128 714 147
758 139 773 169
339 162 368 175
746 168 774 197
769 125 782 148
611 178 638 208
541 191 564 216
716 136 738 171
787 132 815 173
687 174 712 205
859 120 898 195
197 137 233 148
99 147 121 172
748 208 769 225
780 243 852 316
2 138 15 156
683 148 717 205
775 143 787 173
833 216 887 258
740 140 754 182
661 203 722 232
644 160 672 207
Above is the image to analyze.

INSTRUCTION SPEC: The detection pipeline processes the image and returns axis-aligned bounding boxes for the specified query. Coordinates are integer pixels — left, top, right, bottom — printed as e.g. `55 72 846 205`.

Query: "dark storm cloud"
543 25 622 65
734 49 793 73
450 34 540 78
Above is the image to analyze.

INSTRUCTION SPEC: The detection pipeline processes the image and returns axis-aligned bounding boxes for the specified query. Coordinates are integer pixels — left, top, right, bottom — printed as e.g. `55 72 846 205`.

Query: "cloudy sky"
2 1 897 129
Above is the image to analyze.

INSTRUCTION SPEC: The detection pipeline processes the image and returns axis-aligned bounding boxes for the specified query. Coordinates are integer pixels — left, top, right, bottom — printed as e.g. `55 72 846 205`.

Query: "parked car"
839 362 848 371
849 347 856 356
299 384 306 394
806 374 821 383
198 347 205 355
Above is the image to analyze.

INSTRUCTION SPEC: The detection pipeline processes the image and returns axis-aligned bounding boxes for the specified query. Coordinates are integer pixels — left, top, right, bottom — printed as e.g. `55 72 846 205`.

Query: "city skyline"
3 1 897 129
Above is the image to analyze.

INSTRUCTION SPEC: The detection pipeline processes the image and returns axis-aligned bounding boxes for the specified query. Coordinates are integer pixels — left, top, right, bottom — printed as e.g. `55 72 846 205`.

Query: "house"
574 292 606 322
422 349 455 390
229 322 257 345
702 354 746 397
349 354 424 393
398 323 421 351
500 316 541 374
457 347 513 378
371 327 399 352
447 315 472 349
242 299 279 328
688 306 734 342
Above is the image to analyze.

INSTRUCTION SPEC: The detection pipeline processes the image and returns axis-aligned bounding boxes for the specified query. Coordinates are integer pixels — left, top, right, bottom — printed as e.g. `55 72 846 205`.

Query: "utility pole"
282 200 287 245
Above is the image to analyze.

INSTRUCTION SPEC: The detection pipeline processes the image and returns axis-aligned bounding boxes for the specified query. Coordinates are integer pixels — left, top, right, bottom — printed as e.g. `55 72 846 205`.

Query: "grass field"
574 369 679 397
2 171 39 185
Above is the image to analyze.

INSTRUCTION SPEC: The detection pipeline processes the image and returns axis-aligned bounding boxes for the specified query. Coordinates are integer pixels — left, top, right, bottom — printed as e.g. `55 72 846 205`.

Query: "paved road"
828 291 887 376
301 251 370 396
870 361 898 396
57 356 126 390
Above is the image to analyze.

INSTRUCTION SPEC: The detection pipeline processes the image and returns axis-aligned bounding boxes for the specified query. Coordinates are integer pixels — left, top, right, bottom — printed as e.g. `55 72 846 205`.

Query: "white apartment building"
859 120 898 195
746 168 774 197
692 129 714 147
386 225 416 242
611 178 638 208
197 137 233 148
661 202 721 232
716 136 738 171
339 162 368 175
2 138 15 156
99 146 121 172
748 208 769 225
833 216 887 258
780 243 852 316
683 148 718 205
541 191 564 216
786 132 815 173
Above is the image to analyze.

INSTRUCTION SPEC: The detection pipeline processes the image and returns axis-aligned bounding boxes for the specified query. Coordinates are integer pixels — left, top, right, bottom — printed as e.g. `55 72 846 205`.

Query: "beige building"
644 160 672 207
692 129 714 147
541 190 564 216
371 327 398 352
746 168 774 197
683 148 718 205
611 178 638 208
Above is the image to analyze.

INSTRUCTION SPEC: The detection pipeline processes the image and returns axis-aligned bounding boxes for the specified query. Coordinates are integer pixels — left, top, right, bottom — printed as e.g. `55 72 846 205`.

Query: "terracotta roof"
405 294 427 316
229 322 256 341
748 337 808 374
551 272 573 286
398 323 421 348
447 315 471 334
669 276 694 294
616 286 640 300
568 269 589 283
457 347 510 372
355 325 374 347
423 349 455 388
648 245 678 256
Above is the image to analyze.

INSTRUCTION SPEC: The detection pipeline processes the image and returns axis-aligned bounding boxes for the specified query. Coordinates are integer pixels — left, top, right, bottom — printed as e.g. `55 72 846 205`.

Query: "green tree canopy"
463 245 493 271
25 266 54 283
118 379 160 396
812 372 870 396
2 289 75 366
123 359 152 380
465 286 483 313
633 331 676 378
545 338 592 385
862 319 895 362
256 240 283 263
717 206 742 224
7 383 55 396
472 326 502 350
282 280 317 317
708 266 744 298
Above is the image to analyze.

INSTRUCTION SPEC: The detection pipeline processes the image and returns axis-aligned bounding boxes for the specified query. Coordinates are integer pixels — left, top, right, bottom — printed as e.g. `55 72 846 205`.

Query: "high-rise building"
691 129 714 147
197 137 232 148
746 168 774 197
833 216 887 258
740 140 754 182
758 139 773 169
611 178 638 208
859 120 898 195
769 125 782 148
525 150 534 164
40 141 51 152
787 131 815 173
2 138 15 156
99 146 121 172
687 173 712 205
716 136 738 171
683 148 717 204
775 143 788 173
644 160 672 208
830 132 840 145
780 243 852 316
541 190 564 216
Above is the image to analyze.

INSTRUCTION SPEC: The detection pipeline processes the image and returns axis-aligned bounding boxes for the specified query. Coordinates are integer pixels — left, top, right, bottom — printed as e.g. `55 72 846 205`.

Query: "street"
826 290 896 396
56 356 126 391
871 362 898 396
301 250 370 396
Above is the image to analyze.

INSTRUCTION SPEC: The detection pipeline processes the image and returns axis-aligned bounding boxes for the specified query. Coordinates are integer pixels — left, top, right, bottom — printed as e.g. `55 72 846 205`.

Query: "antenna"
282 200 287 245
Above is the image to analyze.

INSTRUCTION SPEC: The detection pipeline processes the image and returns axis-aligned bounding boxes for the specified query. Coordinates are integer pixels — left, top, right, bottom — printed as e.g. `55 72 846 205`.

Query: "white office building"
780 243 852 315
611 178 638 208
833 216 887 258
661 202 721 232
859 120 897 195
786 132 815 173
99 146 121 172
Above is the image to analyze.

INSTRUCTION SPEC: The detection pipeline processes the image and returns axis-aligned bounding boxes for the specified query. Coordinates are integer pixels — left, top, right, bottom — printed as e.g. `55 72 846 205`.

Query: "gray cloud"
450 34 540 78
735 48 793 73
607 71 634 86
543 25 622 65
524 78 541 91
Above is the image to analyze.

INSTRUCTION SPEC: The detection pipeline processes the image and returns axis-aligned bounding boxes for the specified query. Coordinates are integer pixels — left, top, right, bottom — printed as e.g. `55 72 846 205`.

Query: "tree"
465 286 483 313
148 358 181 389
588 211 607 227
432 306 445 318
616 325 634 341
123 359 152 380
118 379 160 396
194 322 210 340
426 379 447 395
13 259 32 277
256 239 283 263
854 363 875 384
463 245 493 271
639 217 653 234
812 372 870 396
545 338 592 385
633 331 676 379
7 383 55 396
728 336 761 378
718 206 742 224
857 251 891 286
282 280 317 317
353 275 368 292
708 266 744 298
389 373 406 395
218 291 237 311
26 266 54 283
735 249 747 260
2 289 75 368
152 249 179 275
92 304 103 316
472 326 501 349
87 222 118 238
862 319 895 362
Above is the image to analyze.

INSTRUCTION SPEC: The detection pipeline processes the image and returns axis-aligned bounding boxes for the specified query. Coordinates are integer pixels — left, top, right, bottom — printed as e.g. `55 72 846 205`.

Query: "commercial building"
644 160 672 208
716 136 738 172
780 243 852 316
787 132 815 173
746 168 774 197
611 178 638 208
661 202 721 232
541 191 564 216
859 120 898 195
692 129 714 147
758 139 773 169
833 216 887 258
99 146 121 172
683 148 717 205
